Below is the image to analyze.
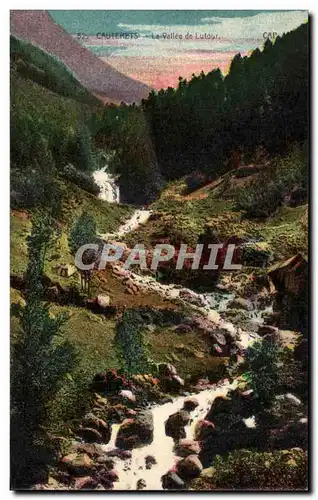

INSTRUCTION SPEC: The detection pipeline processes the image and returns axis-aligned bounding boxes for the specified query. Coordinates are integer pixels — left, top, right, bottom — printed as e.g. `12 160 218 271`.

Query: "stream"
95 209 271 490
103 381 235 491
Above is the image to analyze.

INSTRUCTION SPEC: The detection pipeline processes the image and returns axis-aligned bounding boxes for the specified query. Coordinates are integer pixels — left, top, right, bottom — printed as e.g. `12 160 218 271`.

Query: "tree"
68 211 97 255
114 310 149 377
11 213 77 488
244 340 281 407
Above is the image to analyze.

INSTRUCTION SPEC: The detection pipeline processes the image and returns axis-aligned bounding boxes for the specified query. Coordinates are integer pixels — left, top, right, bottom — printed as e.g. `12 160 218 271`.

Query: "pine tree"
114 310 149 377
68 211 97 255
11 213 77 488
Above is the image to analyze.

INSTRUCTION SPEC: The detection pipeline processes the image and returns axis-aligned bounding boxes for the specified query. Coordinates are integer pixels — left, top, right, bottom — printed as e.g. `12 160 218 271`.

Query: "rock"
105 449 132 460
205 395 232 424
146 324 156 333
115 411 154 449
211 344 224 356
227 298 253 311
201 466 216 479
174 439 200 457
119 389 136 404
93 370 130 393
112 266 128 277
158 363 178 377
183 397 199 411
59 264 77 278
161 471 185 490
206 310 221 323
95 456 115 469
176 454 203 479
77 428 104 444
61 453 94 476
241 243 273 268
108 403 137 422
47 285 60 301
69 442 104 459
78 413 111 444
165 410 190 440
136 478 146 490
210 331 227 346
96 468 119 488
167 289 180 299
199 423 262 467
96 294 111 309
179 289 206 307
145 454 157 469
269 418 308 449
258 325 279 336
175 323 192 334
73 476 97 490
194 420 215 441
194 350 205 359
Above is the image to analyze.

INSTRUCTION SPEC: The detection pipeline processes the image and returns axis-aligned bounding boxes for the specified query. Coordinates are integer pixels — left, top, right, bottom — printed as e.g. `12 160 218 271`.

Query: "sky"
50 10 308 90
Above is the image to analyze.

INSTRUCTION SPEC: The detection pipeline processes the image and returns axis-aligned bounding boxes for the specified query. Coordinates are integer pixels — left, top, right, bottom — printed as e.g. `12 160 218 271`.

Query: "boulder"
161 471 185 490
59 264 77 278
179 289 206 307
73 476 97 490
176 454 203 479
77 428 103 443
211 344 224 356
183 397 199 412
95 456 115 469
205 395 233 424
96 294 111 309
107 403 137 422
174 439 200 457
269 418 308 449
119 389 136 404
158 363 178 377
78 413 111 444
93 370 130 393
69 442 104 459
210 331 227 346
136 479 147 490
61 453 94 476
165 410 190 440
258 325 279 337
145 455 157 469
115 411 154 449
194 420 215 441
105 449 132 460
227 298 253 311
175 324 193 334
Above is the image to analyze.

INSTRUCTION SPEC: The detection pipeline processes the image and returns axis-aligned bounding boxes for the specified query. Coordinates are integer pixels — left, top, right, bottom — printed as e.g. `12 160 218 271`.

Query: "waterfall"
93 168 120 203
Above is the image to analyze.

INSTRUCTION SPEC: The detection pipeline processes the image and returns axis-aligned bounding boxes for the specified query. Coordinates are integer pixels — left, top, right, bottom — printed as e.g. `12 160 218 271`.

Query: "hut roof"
268 253 308 275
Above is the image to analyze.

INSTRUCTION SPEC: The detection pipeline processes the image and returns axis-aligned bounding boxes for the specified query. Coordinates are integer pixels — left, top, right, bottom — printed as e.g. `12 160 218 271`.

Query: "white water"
93 168 120 203
100 209 152 241
103 381 235 491
96 209 271 490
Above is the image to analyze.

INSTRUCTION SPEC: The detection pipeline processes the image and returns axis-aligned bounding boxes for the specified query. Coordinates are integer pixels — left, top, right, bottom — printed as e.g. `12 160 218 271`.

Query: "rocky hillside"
10 10 151 103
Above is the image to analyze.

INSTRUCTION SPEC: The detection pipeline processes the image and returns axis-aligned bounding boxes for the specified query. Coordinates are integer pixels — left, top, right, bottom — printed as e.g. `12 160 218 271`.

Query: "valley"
10 11 309 492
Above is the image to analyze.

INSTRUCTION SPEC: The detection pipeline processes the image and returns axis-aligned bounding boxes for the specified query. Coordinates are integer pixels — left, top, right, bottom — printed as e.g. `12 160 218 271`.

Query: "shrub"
11 167 61 213
193 449 307 490
244 340 281 406
61 164 100 195
236 145 308 217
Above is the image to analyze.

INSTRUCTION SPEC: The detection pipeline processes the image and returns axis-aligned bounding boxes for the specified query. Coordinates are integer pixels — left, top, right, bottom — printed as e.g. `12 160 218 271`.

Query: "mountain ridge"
10 10 151 104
